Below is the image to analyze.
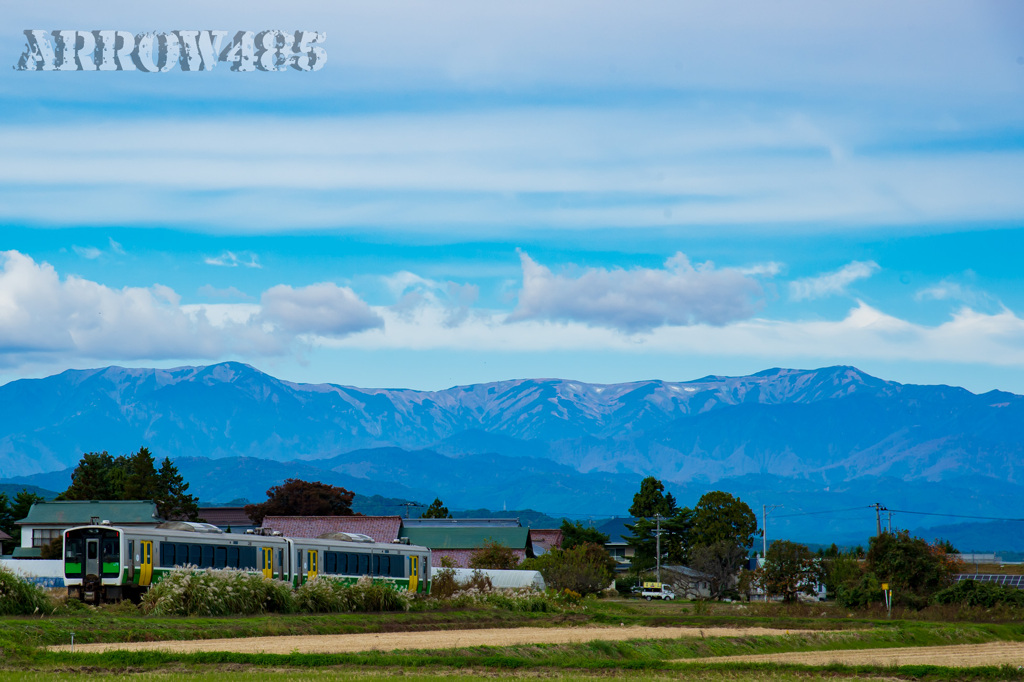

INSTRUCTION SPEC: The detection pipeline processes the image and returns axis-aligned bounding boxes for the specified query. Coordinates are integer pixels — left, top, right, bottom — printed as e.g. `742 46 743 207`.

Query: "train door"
139 541 153 586
261 548 273 579
409 555 419 592
308 549 318 582
85 538 100 577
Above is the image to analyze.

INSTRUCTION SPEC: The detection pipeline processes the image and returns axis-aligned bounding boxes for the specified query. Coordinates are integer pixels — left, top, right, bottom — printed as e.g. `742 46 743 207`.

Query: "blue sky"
2 1 1024 393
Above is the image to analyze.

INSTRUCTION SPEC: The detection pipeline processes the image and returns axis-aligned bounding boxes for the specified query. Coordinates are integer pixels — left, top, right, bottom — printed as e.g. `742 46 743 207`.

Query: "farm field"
8 600 1024 681
51 624 828 654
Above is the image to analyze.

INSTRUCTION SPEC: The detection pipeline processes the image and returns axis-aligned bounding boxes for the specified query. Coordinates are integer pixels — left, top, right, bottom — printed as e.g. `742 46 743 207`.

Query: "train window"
87 542 97 560
241 546 257 569
189 544 201 566
324 552 336 573
214 546 227 568
227 547 239 567
337 553 349 574
201 545 214 568
66 537 83 562
160 543 174 566
277 549 284 579
358 553 369 575
391 556 405 578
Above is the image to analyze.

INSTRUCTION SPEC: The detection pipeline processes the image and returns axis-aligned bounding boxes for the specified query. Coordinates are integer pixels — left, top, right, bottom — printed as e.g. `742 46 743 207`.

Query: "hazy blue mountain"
1 361 1023 547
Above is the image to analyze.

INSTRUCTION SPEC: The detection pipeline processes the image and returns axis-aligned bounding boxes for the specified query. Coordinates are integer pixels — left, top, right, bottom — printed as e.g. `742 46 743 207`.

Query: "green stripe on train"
65 562 82 574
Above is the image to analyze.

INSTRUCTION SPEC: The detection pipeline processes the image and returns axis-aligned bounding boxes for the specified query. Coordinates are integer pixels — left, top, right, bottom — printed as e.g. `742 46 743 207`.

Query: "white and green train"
63 521 431 603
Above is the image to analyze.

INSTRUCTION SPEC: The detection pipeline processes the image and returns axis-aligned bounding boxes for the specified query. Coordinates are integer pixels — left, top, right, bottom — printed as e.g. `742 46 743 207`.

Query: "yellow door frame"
139 541 153 586
409 555 419 592
262 547 273 579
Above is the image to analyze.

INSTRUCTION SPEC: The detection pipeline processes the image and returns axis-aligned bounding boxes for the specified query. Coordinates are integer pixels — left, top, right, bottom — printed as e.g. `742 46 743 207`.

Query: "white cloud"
790 261 880 301
915 276 997 310
316 297 1024 369
508 250 768 332
197 285 253 301
259 283 384 337
0 251 379 365
71 246 103 260
205 251 262 269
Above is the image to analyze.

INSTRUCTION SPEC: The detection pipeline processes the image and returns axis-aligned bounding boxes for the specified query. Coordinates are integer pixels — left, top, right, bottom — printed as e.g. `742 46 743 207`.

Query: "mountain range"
1 362 1022 547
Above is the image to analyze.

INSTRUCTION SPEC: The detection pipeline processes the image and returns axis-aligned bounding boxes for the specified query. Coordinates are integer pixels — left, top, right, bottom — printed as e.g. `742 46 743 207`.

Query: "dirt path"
684 641 1024 668
52 625 821 655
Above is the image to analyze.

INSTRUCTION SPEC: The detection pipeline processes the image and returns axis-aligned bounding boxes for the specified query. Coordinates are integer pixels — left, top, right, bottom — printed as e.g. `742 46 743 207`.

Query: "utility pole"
655 513 662 584
872 503 886 536
762 504 782 558
400 502 420 519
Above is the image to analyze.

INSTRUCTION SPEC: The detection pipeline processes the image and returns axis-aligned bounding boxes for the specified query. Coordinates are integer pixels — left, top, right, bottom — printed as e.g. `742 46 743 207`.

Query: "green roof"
400 526 531 550
16 500 161 525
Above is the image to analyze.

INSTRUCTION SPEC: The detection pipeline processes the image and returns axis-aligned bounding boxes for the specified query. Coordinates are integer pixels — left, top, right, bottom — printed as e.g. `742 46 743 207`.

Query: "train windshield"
64 527 121 578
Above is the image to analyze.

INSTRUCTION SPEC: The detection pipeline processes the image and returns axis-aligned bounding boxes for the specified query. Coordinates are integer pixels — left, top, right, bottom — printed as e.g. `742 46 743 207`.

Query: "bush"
430 567 459 600
295 575 409 613
0 566 52 615
933 579 1024 608
523 543 615 596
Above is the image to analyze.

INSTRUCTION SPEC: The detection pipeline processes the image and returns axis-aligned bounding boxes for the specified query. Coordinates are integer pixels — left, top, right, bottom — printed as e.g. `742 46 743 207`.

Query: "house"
400 526 534 568
661 565 714 599
527 528 562 555
595 517 639 571
197 507 256 533
262 515 404 543
13 500 162 558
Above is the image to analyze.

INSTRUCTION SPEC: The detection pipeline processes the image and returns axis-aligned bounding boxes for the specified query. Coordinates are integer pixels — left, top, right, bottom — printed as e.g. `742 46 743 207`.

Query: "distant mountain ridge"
1 362 1023 547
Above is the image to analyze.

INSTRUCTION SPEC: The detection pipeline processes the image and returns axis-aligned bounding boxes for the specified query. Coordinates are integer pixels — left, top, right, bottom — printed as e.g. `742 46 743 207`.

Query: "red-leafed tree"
244 478 357 525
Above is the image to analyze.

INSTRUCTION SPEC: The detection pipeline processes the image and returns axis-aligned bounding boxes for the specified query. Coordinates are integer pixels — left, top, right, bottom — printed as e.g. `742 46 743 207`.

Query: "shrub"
523 543 615 596
933 579 1024 608
0 566 52 615
431 567 459 599
469 541 519 570
295 576 409 613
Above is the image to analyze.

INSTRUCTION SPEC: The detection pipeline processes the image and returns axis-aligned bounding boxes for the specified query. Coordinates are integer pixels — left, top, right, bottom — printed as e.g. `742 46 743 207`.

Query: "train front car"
64 525 124 603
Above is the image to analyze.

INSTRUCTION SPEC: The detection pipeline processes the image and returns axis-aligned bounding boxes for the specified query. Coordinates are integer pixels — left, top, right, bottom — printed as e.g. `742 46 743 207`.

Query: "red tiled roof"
431 548 527 568
198 507 253 526
529 529 563 553
262 515 403 543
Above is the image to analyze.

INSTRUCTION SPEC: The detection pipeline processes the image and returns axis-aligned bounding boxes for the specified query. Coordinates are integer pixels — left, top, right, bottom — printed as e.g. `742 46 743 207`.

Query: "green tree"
421 497 452 519
60 451 118 500
559 519 609 550
867 530 962 609
628 476 677 518
59 447 199 521
244 478 357 525
817 544 864 601
156 456 200 521
524 542 616 595
755 540 821 603
688 491 757 551
9 491 45 548
468 540 519 570
121 447 161 501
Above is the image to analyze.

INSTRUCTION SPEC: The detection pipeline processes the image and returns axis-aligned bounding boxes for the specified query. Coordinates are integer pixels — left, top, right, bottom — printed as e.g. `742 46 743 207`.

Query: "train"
63 520 432 603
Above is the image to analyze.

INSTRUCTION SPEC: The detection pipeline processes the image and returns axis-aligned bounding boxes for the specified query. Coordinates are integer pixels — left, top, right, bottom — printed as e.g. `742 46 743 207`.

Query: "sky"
2 1 1024 393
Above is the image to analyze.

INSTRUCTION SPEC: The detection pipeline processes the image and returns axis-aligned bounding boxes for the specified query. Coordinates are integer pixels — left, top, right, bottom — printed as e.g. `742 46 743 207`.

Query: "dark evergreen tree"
559 519 609 550
422 497 452 519
156 457 200 521
59 451 117 500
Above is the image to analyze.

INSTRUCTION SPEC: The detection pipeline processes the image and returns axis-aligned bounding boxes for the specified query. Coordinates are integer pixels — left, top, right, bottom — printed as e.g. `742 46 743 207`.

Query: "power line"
885 508 1024 522
775 505 872 519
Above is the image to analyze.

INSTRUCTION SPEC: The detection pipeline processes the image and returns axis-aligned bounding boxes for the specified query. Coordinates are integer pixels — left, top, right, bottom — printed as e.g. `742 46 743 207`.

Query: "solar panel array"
955 574 1024 589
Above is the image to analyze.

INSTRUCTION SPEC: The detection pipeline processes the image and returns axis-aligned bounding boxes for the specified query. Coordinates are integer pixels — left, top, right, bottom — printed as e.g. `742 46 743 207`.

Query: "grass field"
4 599 1024 681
